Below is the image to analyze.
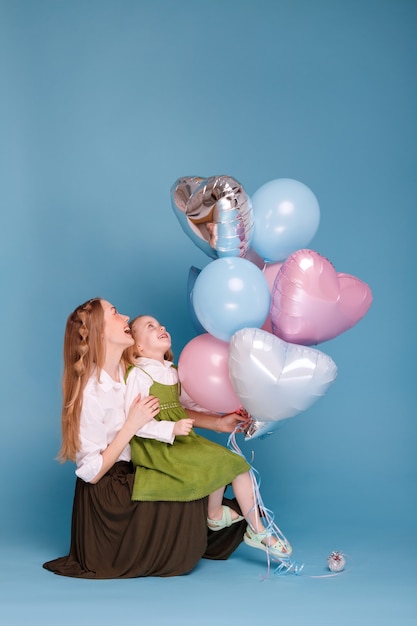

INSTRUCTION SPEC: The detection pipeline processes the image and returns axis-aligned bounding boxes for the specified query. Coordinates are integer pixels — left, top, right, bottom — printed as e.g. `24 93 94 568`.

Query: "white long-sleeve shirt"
75 367 130 483
124 357 207 446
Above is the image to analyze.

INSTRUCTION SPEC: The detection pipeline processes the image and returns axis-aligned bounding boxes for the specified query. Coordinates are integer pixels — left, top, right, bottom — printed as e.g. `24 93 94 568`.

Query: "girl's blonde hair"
57 298 105 462
122 315 174 368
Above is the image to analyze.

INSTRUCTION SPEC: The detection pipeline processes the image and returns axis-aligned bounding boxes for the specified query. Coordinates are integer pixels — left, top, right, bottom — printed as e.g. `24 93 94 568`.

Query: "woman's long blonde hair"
122 315 174 368
57 298 105 462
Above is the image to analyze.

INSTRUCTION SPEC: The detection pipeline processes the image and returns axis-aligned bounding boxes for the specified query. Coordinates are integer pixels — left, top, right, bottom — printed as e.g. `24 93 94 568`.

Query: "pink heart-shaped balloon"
261 262 283 332
270 249 372 345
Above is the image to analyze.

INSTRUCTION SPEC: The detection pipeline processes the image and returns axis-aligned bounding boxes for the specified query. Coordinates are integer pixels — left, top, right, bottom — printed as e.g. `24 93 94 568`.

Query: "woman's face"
101 300 134 350
132 316 171 359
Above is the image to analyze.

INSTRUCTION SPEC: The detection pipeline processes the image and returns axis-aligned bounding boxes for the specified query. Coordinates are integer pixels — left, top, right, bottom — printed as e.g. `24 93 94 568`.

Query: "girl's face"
132 316 171 360
101 300 134 349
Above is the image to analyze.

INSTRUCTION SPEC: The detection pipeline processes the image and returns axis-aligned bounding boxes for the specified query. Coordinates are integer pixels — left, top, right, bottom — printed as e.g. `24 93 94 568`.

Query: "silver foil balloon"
229 327 337 423
244 419 283 441
171 175 254 259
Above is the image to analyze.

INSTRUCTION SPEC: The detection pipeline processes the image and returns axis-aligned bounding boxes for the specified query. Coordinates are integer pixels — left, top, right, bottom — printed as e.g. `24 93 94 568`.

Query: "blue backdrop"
0 0 415 571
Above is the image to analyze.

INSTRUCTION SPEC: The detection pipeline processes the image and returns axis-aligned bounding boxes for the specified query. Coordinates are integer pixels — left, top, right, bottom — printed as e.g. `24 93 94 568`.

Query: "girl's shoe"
243 525 292 558
207 505 244 531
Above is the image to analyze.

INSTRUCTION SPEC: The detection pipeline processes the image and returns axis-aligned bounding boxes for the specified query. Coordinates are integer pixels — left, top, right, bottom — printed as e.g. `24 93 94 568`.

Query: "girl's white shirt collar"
135 356 174 370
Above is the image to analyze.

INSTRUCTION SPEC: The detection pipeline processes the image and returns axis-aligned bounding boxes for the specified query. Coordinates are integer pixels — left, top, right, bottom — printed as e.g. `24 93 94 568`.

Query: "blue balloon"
187 266 206 335
191 257 270 342
251 178 320 263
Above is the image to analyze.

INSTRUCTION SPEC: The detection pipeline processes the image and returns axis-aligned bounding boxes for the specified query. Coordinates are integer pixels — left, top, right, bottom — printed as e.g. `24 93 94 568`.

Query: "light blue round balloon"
251 178 320 262
191 257 270 342
187 266 206 335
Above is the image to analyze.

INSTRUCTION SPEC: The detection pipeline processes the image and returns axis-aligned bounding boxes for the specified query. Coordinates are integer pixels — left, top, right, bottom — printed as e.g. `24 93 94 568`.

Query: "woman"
43 298 248 578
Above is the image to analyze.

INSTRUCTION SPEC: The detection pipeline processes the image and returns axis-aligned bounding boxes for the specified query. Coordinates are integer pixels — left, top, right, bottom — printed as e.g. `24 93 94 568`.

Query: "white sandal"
207 505 244 531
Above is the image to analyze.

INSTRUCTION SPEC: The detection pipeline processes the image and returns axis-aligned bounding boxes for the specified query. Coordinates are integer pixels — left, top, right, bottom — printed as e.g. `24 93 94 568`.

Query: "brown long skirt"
43 461 246 578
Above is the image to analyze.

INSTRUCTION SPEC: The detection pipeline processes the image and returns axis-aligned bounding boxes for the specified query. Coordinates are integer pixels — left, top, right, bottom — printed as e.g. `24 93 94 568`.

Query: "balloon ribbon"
227 429 304 578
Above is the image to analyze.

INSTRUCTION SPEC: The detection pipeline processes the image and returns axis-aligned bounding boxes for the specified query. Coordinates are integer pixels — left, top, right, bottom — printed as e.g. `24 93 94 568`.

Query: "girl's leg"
231 472 264 532
207 487 225 520
207 486 244 523
233 471 292 556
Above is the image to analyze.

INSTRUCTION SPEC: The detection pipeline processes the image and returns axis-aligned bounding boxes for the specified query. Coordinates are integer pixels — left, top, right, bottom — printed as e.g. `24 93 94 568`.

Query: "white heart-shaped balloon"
229 328 337 423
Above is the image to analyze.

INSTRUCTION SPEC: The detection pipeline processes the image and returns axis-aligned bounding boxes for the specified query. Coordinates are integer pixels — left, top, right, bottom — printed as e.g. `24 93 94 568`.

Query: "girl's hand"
126 394 160 433
173 418 194 436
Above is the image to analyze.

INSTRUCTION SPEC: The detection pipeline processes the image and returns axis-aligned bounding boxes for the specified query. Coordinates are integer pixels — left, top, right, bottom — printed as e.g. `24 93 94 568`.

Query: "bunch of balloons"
171 175 372 439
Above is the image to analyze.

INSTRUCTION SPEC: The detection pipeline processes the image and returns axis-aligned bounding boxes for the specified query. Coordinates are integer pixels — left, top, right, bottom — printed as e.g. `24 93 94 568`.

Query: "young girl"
124 315 292 561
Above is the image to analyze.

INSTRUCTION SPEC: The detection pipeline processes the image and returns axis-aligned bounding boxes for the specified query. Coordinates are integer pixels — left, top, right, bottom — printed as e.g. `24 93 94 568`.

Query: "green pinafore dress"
130 369 250 502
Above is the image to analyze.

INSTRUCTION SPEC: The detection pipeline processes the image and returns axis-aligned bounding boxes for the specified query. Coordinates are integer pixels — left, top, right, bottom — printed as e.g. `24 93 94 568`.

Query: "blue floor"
2 520 416 626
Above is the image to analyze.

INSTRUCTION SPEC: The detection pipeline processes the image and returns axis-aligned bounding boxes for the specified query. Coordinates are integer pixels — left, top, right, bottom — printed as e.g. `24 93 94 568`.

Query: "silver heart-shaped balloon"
229 327 337 423
171 175 254 259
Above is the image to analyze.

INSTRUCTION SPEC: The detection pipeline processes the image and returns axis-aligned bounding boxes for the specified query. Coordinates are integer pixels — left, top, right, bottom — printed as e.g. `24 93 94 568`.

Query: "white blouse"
75 367 130 483
124 357 206 446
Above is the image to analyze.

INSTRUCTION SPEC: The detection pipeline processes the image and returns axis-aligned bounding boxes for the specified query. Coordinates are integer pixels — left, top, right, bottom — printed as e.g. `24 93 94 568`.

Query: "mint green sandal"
243 525 292 558
207 505 245 531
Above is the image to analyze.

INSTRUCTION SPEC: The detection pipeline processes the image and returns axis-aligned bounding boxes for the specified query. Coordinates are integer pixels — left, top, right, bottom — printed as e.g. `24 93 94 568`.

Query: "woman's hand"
126 393 160 434
173 418 194 437
187 407 252 434
216 410 252 434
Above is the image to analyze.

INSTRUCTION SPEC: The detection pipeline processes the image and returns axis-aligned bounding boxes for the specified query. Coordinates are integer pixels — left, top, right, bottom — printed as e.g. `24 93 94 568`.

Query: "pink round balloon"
270 249 373 345
178 333 241 413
